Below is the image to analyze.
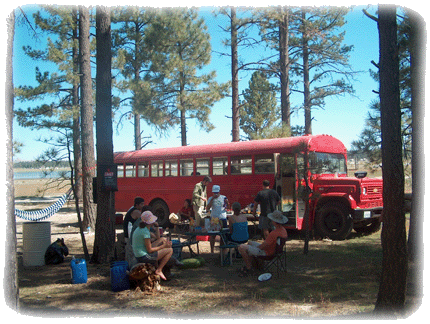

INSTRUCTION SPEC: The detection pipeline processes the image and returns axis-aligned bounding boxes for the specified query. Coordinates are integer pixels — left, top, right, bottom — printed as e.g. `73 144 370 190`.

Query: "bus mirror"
354 171 367 179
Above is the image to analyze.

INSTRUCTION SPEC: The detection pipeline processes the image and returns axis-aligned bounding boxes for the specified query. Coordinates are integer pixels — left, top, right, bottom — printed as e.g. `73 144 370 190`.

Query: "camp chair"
256 237 288 278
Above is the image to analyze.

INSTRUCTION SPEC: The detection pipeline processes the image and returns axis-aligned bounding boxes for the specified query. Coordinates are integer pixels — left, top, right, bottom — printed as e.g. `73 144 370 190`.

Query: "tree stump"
128 263 161 292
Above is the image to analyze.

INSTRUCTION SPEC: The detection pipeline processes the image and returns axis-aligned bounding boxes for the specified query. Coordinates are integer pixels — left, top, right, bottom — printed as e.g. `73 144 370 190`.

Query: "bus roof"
114 134 347 163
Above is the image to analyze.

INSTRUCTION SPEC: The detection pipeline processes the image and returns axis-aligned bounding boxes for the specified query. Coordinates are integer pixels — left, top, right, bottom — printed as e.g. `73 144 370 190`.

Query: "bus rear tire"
151 200 170 227
315 203 353 240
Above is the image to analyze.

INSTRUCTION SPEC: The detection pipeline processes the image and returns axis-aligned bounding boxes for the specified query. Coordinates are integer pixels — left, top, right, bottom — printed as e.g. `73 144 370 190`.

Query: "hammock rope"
15 188 73 222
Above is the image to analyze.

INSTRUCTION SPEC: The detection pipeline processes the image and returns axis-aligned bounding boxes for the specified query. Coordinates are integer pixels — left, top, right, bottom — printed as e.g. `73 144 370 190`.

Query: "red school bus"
114 134 383 240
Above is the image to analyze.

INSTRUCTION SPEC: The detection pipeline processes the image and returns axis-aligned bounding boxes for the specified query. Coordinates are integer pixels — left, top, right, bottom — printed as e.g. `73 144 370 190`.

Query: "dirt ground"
12 189 424 319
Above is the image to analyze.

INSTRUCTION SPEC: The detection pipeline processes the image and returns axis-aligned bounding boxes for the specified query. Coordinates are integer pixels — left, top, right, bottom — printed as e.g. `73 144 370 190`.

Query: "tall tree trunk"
374 4 407 313
5 9 19 310
279 7 291 130
79 6 96 230
134 24 142 150
302 10 312 135
72 8 82 200
91 5 116 264
180 109 187 146
231 7 240 142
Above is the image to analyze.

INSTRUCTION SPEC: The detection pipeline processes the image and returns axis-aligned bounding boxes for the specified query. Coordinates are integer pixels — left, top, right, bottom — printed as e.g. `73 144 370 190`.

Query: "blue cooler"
110 261 130 292
71 258 87 284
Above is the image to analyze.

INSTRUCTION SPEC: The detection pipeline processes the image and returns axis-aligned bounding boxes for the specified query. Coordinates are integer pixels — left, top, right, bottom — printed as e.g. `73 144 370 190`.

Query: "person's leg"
156 247 173 280
210 236 216 253
238 244 253 270
193 205 204 227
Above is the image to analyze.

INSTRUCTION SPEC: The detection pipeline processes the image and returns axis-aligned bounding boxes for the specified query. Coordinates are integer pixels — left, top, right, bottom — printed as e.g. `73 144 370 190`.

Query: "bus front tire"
315 203 353 240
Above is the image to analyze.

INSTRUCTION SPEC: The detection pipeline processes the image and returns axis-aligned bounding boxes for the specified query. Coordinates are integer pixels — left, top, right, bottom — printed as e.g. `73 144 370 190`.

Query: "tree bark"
231 7 240 142
79 6 96 230
5 9 19 310
279 7 291 129
302 10 312 135
91 5 116 264
72 8 82 201
374 4 407 313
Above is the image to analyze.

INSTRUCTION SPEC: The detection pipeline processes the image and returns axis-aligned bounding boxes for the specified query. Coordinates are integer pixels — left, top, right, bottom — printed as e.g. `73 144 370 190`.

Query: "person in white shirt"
206 185 229 253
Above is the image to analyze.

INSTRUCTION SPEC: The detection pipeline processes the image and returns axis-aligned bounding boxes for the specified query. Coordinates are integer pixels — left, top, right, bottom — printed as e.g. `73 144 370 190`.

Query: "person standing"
192 176 212 227
253 180 280 239
206 185 229 253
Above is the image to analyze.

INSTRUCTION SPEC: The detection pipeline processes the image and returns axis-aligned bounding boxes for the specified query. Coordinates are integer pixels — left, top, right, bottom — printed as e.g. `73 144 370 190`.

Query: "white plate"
258 273 272 282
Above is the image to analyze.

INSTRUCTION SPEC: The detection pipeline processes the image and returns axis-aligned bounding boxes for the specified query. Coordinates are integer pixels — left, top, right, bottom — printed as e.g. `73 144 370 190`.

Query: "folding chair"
256 237 287 278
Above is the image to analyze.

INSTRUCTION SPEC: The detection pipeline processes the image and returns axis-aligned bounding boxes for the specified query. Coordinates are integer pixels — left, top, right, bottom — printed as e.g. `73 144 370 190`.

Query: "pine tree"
91 5 116 264
143 8 230 146
257 6 294 131
239 71 279 140
112 7 174 149
14 5 87 218
292 7 356 134
374 4 407 313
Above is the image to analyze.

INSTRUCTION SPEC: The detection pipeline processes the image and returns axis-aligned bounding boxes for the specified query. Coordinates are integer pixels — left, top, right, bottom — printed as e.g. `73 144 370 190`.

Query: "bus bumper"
352 207 383 221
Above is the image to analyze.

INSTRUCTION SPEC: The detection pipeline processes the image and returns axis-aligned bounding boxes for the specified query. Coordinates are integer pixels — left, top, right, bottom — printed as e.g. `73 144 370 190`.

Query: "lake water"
14 170 71 180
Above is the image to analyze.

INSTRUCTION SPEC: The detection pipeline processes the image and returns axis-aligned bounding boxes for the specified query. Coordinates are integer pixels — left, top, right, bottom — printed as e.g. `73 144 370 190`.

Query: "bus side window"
180 159 193 176
117 164 124 178
138 162 149 177
231 156 252 174
125 164 136 177
151 161 163 177
255 154 275 174
165 160 178 176
213 157 228 175
196 159 209 176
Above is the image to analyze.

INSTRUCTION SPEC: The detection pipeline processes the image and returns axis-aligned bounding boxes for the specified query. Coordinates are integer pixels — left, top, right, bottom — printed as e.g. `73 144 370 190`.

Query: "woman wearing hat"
237 210 288 276
132 211 173 280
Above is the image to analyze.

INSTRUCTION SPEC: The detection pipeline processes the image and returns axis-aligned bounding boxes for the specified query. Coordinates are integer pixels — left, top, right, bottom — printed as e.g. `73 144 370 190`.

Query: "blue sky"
6 3 412 161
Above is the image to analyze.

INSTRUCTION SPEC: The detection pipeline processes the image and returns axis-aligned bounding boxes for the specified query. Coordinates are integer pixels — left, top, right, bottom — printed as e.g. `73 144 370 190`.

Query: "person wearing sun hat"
237 210 288 277
132 210 173 281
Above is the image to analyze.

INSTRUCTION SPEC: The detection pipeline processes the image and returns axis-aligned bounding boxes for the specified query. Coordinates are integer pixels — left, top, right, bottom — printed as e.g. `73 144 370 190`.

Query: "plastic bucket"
110 261 130 292
22 221 51 267
71 258 88 284
171 239 182 260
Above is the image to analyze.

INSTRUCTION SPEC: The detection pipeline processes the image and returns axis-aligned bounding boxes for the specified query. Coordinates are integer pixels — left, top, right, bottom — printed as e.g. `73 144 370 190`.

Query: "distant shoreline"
14 178 69 198
13 167 71 180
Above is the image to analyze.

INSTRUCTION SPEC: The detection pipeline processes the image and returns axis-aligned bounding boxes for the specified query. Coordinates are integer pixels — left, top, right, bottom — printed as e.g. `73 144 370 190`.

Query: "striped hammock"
15 188 73 222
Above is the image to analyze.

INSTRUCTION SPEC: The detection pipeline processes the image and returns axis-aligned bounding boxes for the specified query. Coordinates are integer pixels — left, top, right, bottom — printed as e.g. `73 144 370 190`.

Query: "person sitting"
178 199 194 221
227 202 249 244
237 210 288 276
123 197 145 242
132 210 173 281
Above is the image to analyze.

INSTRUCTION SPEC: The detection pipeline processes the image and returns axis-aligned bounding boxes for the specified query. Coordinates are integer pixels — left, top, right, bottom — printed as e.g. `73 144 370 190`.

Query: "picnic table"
181 228 233 264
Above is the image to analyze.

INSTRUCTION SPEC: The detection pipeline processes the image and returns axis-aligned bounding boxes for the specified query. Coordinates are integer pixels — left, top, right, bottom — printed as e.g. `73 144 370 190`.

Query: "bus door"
275 153 299 227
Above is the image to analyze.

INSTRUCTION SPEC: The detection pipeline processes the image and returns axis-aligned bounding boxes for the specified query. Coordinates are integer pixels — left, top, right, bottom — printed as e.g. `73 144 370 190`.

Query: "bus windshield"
309 152 347 175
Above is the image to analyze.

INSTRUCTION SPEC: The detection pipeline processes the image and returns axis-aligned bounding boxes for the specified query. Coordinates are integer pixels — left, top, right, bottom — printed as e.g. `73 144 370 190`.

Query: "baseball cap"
212 185 220 193
141 210 157 224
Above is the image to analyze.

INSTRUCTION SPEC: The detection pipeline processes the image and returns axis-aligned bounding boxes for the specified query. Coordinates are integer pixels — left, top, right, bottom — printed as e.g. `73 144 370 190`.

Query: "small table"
183 228 230 258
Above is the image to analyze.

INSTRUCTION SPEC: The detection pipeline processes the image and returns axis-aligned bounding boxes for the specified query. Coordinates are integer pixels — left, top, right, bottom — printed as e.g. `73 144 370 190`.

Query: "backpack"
45 238 69 265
